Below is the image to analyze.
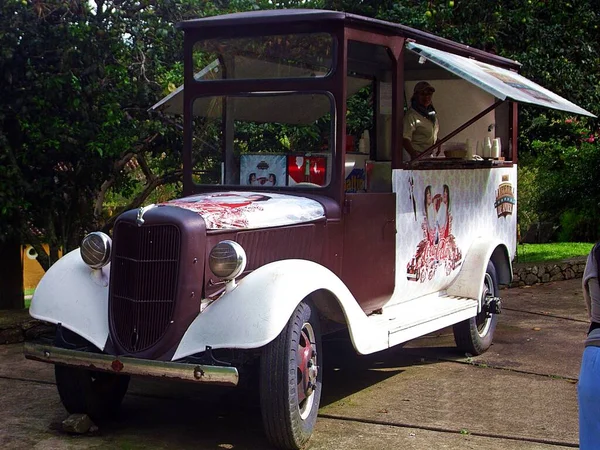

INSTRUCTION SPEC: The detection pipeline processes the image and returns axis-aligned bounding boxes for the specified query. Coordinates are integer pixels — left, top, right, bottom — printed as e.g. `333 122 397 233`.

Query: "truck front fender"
173 259 380 360
447 237 512 311
29 249 110 350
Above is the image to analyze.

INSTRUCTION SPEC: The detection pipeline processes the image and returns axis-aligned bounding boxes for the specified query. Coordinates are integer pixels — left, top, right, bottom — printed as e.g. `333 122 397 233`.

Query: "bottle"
358 137 366 153
362 130 370 154
304 158 311 182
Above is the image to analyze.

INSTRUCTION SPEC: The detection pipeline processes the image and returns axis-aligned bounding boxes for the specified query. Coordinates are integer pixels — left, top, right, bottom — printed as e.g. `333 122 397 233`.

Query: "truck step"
367 294 478 348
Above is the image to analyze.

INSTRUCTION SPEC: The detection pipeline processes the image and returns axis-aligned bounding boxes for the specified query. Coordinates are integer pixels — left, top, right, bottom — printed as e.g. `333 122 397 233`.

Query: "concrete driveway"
0 278 586 449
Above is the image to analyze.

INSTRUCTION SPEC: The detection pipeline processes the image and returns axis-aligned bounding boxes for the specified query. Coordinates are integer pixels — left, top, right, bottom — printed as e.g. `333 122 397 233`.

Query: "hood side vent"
236 224 317 270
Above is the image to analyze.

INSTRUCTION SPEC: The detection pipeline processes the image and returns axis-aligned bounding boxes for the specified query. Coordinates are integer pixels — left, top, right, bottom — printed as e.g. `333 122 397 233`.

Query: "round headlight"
209 240 247 280
80 232 112 269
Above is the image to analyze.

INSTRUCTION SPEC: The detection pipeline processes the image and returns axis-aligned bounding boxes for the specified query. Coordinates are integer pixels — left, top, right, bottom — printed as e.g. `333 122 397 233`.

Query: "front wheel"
55 365 130 420
260 301 322 450
453 260 499 355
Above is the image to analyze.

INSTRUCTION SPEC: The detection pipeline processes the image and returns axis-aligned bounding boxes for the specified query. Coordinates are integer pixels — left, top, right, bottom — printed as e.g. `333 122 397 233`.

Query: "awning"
150 59 220 116
406 42 596 118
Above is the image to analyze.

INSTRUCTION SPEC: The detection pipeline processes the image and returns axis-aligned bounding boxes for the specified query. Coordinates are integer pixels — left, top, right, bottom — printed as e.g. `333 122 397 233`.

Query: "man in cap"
402 81 439 160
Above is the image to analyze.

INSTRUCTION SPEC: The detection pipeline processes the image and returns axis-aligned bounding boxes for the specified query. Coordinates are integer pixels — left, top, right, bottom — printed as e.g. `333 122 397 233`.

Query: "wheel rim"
476 272 494 338
297 322 318 420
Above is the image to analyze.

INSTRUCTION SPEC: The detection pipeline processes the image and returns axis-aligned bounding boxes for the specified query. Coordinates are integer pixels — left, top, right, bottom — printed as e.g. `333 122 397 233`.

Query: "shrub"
519 115 600 242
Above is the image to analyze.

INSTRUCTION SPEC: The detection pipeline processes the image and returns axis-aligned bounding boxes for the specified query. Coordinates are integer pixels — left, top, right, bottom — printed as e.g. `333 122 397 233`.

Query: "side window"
345 41 393 193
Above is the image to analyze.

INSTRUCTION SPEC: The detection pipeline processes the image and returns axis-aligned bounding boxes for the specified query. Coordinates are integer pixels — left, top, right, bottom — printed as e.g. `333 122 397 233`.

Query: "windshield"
192 33 334 80
190 93 334 188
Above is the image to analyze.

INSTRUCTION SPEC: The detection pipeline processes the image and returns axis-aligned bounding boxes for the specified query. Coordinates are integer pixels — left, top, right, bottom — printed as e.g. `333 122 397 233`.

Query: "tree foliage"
0 0 598 295
366 0 600 240
0 0 217 273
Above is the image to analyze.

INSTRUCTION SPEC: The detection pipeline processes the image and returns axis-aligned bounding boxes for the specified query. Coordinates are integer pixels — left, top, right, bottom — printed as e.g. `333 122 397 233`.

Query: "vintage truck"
24 9 595 450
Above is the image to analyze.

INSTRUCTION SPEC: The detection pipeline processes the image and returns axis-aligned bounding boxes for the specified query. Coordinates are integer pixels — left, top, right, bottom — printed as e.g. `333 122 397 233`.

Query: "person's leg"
578 346 600 449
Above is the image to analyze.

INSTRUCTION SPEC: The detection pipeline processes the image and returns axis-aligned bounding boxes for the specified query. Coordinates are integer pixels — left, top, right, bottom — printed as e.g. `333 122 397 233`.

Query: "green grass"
24 288 34 309
516 242 594 263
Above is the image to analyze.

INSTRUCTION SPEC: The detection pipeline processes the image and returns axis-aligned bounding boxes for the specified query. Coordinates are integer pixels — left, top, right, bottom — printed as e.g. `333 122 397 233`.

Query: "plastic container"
492 137 501 158
482 137 492 158
443 142 467 159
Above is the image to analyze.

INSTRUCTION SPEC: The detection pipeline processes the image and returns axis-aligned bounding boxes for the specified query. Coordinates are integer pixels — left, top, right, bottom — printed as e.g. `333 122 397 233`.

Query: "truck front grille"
110 222 181 353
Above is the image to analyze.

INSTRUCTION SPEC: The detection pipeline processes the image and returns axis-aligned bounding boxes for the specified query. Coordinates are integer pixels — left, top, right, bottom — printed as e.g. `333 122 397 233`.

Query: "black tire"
453 260 499 355
55 365 130 420
260 301 322 450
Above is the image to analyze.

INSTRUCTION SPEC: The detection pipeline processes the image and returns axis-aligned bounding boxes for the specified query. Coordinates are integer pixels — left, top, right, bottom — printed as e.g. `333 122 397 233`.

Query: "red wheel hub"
297 327 317 403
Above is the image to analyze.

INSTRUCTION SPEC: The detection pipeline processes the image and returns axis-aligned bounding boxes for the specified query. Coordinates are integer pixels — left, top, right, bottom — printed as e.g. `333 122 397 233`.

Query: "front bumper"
24 342 239 387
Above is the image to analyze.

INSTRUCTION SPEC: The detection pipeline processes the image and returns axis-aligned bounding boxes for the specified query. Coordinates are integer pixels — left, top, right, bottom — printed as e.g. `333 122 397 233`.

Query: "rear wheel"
260 301 322 450
453 260 499 355
55 365 130 420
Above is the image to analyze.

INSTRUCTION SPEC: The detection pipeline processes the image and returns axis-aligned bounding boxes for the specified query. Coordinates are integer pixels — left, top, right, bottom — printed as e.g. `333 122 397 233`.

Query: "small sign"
240 154 287 187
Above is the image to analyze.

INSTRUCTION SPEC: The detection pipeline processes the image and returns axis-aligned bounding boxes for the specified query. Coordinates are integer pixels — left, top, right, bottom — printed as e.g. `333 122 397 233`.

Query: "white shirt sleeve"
403 111 417 141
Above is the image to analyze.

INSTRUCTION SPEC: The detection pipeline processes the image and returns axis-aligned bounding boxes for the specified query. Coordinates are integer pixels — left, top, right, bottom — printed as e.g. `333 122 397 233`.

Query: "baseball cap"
414 81 435 94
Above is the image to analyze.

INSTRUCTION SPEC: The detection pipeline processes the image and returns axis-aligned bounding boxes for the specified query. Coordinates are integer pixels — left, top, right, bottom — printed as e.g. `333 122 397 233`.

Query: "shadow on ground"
65 333 456 449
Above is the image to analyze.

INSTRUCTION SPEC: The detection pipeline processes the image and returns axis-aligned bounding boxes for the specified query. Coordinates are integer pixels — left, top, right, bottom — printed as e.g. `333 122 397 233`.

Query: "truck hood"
164 191 325 230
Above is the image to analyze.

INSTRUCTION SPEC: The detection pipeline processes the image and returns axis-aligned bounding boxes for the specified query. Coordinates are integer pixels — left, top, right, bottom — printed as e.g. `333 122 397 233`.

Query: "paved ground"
0 278 587 449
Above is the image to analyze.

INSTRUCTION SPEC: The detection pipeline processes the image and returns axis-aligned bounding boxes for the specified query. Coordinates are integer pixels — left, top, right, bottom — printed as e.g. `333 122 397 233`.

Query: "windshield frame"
191 32 336 82
182 21 347 202
188 90 337 191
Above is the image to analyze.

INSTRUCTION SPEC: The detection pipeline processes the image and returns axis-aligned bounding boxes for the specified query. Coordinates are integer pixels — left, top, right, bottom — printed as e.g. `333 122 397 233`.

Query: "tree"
0 0 598 311
0 1 216 271
0 0 216 308
373 0 599 240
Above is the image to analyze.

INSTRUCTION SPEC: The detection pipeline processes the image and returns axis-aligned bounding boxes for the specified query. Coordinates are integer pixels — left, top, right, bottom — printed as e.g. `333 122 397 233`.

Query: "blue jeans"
578 345 600 449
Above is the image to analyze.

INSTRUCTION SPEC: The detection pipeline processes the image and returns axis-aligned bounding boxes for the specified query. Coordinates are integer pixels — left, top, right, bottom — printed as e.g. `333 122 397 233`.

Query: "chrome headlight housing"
209 240 247 280
80 232 112 269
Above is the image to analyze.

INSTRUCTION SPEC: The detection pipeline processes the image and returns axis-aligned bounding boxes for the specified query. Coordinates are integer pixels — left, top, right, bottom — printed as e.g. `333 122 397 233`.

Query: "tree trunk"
0 239 24 310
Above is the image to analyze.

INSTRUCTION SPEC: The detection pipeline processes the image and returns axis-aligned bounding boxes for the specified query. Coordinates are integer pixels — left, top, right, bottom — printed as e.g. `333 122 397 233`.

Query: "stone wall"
511 257 586 287
0 309 55 345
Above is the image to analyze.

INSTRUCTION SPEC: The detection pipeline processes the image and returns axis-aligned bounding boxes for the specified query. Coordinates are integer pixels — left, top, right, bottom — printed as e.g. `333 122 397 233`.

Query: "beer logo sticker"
495 175 515 217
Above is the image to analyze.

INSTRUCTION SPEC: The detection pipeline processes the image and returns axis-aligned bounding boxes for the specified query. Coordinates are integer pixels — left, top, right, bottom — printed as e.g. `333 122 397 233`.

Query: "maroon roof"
177 9 521 70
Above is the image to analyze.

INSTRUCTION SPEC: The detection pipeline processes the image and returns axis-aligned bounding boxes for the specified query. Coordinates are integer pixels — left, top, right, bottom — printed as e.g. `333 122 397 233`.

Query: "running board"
367 294 478 349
